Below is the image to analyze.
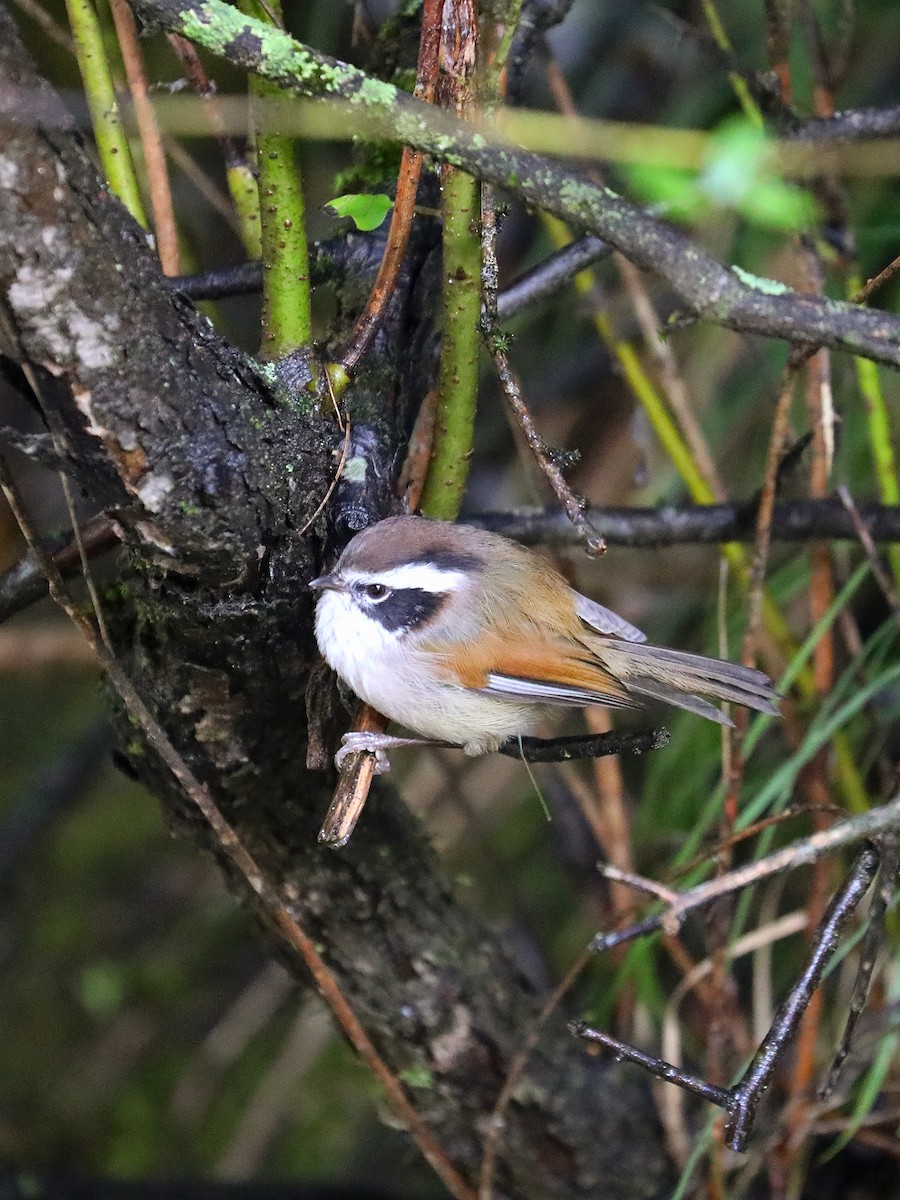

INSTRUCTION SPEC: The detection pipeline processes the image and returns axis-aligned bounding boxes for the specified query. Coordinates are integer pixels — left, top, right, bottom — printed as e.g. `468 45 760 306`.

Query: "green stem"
65 0 147 226
240 0 311 358
848 272 900 591
543 215 871 810
135 0 900 367
698 0 764 130
226 161 262 259
419 168 482 520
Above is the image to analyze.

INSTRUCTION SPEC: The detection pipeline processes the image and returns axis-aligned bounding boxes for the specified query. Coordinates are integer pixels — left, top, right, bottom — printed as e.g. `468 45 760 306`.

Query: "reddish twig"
336 0 442 375
166 32 249 170
108 0 180 274
789 246 837 1110
762 0 794 107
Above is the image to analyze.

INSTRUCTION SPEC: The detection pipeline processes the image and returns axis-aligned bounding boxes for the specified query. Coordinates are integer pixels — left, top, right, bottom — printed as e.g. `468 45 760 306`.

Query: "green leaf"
325 192 393 231
624 161 707 222
701 116 816 231
626 116 816 232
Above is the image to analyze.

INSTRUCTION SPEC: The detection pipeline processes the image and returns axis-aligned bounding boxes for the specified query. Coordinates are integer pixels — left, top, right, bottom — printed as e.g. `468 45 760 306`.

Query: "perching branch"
129 0 900 368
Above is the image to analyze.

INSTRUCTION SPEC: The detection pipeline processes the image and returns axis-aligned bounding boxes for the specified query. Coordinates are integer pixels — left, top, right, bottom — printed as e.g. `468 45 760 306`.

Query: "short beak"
309 573 343 593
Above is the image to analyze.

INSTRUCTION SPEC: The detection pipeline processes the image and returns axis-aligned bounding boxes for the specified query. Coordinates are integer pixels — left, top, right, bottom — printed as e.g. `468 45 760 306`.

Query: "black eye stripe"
359 587 445 632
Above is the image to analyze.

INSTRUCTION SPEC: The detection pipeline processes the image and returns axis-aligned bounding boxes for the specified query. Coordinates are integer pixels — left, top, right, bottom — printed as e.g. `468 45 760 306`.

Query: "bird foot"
334 731 456 773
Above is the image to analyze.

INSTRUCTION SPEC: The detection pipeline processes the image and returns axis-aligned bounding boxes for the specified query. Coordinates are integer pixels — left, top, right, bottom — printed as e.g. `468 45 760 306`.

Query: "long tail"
595 640 780 727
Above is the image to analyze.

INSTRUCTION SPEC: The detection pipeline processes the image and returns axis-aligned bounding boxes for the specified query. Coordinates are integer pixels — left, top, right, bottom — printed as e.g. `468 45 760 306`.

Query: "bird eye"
364 582 389 601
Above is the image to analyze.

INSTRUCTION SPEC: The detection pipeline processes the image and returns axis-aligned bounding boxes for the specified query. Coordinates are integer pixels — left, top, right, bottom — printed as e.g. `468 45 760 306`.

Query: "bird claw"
334 733 392 775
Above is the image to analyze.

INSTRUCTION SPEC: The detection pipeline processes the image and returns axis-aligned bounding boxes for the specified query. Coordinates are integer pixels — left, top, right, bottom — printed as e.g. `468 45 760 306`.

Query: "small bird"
311 515 779 771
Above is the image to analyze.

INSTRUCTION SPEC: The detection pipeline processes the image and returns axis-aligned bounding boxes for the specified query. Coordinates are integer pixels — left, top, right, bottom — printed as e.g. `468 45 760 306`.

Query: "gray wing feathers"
483 674 640 709
625 680 735 726
574 593 647 643
599 640 780 718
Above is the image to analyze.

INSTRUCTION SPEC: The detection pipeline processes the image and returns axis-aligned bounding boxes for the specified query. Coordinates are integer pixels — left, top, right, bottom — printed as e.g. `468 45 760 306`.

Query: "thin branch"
487 341 606 555
819 834 900 1099
468 499 900 547
785 104 900 141
165 233 615 319
590 805 898 955
838 486 900 618
577 845 880 1153
498 728 669 762
725 844 879 1151
165 32 261 255
128 0 900 369
0 515 119 625
496 235 611 321
853 251 900 306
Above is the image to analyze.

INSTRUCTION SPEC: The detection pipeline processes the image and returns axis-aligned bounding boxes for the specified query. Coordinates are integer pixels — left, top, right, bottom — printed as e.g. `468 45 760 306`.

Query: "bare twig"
0 515 119 625
468 499 900 547
590 808 898 955
497 235 611 321
725 845 878 1151
499 728 669 762
488 343 605 556
838 485 900 619
596 865 680 906
577 845 880 1153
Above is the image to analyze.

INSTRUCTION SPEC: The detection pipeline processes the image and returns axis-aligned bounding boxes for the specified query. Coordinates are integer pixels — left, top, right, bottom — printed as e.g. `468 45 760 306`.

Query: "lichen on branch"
132 0 900 368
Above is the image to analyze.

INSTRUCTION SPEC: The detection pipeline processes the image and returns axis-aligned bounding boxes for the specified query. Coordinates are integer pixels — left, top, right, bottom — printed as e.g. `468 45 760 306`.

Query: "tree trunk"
0 10 673 1196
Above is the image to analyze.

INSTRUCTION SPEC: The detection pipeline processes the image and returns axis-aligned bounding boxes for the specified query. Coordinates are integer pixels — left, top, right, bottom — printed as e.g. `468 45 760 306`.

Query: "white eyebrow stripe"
345 563 468 592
